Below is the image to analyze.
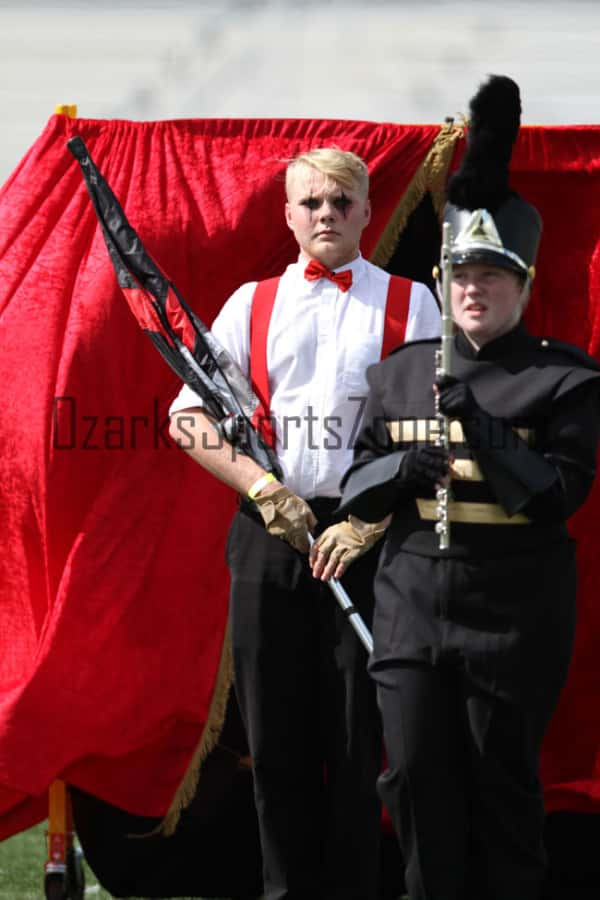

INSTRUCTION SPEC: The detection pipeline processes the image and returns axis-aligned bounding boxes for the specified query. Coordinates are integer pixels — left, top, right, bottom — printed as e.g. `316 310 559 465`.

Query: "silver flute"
434 221 453 549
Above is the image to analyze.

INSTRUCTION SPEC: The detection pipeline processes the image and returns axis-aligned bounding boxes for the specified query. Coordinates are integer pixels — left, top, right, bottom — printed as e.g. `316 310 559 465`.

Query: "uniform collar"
455 320 530 360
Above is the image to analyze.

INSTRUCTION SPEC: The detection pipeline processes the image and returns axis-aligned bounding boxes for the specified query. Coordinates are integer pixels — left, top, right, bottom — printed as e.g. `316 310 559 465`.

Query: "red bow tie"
304 259 353 292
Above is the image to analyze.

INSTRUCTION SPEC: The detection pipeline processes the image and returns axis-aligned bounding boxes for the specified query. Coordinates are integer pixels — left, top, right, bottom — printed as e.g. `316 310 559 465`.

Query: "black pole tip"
67 137 88 161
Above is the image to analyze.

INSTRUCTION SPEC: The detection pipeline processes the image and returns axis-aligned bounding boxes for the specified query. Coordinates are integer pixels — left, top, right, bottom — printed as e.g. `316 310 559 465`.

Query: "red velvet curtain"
0 114 438 839
510 126 600 812
1 114 600 840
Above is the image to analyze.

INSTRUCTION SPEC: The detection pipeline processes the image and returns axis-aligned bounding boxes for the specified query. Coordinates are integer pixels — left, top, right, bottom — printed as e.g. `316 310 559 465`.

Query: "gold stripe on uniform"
386 419 454 442
450 459 482 481
515 427 533 444
386 419 534 446
416 498 531 525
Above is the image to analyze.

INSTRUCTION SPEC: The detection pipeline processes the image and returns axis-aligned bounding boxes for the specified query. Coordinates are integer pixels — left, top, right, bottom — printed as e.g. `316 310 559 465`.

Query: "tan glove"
253 486 317 553
310 515 389 581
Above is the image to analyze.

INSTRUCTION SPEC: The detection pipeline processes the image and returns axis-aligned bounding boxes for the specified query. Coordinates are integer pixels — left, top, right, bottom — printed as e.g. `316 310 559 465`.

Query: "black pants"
370 546 577 900
542 812 600 899
227 502 382 900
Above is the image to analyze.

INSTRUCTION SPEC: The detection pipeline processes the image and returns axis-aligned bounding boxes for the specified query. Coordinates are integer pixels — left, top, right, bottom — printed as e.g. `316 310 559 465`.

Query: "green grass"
0 822 113 899
0 822 233 899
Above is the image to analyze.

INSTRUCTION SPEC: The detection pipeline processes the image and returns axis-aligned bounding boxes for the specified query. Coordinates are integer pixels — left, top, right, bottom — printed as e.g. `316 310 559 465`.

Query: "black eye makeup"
300 197 322 210
299 192 354 215
334 193 352 215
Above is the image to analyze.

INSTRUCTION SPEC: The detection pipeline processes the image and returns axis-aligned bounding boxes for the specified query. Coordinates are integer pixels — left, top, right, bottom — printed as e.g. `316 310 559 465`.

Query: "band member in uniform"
168 147 440 900
312 78 600 899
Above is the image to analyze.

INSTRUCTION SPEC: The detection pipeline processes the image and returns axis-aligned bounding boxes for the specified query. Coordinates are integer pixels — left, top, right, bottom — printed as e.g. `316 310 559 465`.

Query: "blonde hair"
285 147 369 198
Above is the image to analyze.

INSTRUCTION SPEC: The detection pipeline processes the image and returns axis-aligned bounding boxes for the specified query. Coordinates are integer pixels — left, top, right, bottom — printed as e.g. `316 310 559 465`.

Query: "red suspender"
249 273 413 445
380 275 412 359
249 277 280 447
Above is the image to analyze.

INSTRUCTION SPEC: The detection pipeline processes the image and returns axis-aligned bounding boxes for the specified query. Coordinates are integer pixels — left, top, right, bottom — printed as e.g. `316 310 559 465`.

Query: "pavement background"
2 0 600 186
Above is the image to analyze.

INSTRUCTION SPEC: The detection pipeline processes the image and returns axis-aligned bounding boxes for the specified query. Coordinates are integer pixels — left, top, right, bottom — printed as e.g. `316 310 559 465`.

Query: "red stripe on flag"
165 286 196 352
122 287 165 335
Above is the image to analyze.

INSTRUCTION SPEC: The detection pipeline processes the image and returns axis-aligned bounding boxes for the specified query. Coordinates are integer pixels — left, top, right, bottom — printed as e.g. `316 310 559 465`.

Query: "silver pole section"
308 534 374 654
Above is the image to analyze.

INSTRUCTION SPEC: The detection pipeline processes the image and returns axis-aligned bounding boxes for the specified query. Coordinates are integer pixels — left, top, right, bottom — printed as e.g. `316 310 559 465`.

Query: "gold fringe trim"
370 119 464 269
160 617 234 836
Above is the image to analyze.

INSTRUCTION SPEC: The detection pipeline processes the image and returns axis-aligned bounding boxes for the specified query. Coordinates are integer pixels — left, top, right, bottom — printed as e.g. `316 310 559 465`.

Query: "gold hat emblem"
455 209 504 249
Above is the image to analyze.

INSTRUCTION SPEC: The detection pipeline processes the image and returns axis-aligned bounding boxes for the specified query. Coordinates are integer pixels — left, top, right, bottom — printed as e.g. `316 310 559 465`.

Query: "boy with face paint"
169 147 440 900
284 153 372 271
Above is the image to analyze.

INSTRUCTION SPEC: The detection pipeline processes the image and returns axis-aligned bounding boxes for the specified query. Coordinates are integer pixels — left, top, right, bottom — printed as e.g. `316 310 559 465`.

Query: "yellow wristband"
247 473 277 499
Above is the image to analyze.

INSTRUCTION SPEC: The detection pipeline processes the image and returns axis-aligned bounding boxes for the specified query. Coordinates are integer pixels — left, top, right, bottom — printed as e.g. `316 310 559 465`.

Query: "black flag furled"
68 136 281 477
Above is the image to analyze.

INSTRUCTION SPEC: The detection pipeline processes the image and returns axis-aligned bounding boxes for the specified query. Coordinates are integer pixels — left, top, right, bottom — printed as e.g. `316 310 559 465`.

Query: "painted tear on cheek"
337 195 351 219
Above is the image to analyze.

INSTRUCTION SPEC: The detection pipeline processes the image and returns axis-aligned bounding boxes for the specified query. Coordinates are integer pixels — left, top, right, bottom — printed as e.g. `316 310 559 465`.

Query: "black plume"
447 75 521 213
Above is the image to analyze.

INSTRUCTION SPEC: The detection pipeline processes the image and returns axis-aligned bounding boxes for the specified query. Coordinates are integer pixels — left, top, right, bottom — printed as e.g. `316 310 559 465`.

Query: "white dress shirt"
169 254 441 498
